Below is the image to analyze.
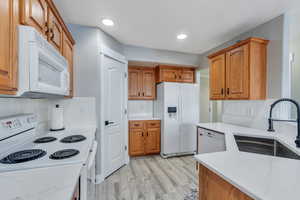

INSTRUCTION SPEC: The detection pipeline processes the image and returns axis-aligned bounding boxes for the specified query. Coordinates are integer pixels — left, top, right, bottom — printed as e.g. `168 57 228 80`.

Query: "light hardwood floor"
96 155 198 200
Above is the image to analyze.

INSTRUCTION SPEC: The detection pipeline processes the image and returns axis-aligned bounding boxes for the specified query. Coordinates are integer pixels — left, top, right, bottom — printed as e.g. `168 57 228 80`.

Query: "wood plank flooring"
96 155 198 200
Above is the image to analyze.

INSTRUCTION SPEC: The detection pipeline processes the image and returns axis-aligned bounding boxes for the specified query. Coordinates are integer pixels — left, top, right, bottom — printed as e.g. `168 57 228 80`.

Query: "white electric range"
0 114 97 200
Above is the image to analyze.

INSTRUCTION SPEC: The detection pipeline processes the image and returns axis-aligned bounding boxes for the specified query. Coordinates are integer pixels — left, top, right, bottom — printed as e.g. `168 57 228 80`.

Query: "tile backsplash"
221 99 296 136
128 100 154 118
0 98 50 132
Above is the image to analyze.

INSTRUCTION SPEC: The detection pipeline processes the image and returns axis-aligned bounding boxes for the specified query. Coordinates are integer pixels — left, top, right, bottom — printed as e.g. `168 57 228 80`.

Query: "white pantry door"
103 54 126 178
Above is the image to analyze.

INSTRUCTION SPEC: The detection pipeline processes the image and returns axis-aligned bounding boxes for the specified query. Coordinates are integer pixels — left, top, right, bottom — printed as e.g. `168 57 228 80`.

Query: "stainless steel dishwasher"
197 127 226 154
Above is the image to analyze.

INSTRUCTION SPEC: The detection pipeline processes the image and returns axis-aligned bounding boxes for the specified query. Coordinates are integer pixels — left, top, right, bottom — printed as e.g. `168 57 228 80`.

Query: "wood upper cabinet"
5 0 75 96
208 37 268 100
129 120 161 156
62 32 74 97
199 164 253 200
142 69 156 99
180 68 195 83
20 0 48 36
155 65 195 83
226 44 249 99
47 7 62 51
209 54 226 100
0 0 19 94
128 66 156 100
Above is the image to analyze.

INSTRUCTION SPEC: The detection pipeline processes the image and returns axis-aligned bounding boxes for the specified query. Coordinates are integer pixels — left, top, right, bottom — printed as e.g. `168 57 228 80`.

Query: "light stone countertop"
195 122 300 200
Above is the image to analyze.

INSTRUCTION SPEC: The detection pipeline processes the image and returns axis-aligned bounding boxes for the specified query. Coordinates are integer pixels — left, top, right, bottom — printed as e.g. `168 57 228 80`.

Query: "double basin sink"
234 135 300 160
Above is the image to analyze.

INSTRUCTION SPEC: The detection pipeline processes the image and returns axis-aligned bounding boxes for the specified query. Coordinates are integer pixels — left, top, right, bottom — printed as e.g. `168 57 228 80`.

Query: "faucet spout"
267 98 300 148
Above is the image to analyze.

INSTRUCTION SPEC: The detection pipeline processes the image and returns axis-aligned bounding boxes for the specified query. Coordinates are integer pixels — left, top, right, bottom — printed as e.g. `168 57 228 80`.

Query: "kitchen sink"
234 135 300 160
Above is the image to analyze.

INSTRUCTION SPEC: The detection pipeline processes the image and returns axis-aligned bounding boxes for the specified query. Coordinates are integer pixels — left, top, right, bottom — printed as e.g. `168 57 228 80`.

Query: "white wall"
123 44 201 66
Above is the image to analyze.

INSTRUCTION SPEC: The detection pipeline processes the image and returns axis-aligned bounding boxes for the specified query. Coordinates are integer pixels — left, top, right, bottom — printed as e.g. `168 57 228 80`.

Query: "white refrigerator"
154 82 199 158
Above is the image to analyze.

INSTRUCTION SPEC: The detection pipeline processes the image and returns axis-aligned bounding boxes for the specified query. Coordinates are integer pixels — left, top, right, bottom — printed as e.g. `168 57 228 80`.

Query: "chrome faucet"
267 98 300 147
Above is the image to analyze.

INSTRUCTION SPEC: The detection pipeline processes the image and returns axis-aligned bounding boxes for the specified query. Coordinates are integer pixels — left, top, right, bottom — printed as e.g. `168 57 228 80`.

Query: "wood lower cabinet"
128 66 156 100
208 37 268 100
129 120 161 156
199 164 253 200
0 0 19 94
155 65 195 83
145 128 160 154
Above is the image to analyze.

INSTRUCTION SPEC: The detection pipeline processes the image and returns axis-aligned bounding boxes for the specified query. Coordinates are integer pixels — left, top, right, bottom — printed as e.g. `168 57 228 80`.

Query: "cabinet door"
180 68 195 83
226 44 249 99
129 129 145 156
145 128 160 154
62 32 74 97
0 0 18 94
142 69 156 99
161 68 178 82
48 8 62 51
199 165 253 200
209 54 226 100
128 68 142 99
20 0 48 36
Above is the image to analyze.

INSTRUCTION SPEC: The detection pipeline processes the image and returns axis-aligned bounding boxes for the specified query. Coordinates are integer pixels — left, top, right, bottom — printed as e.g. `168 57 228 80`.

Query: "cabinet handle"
221 88 224 95
175 74 177 79
138 92 140 96
50 29 54 40
227 88 230 95
142 92 145 96
142 132 144 137
147 132 149 136
44 23 49 34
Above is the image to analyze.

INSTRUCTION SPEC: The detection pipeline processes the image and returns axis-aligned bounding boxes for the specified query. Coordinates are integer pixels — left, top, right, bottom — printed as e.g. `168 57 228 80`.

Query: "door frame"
97 45 129 183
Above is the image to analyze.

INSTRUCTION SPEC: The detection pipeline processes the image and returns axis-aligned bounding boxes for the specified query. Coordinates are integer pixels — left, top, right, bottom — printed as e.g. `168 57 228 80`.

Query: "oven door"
81 141 98 200
29 41 69 96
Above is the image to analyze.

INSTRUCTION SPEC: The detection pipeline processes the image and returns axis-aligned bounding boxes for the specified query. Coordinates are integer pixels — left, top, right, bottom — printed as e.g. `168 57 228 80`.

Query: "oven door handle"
87 141 98 169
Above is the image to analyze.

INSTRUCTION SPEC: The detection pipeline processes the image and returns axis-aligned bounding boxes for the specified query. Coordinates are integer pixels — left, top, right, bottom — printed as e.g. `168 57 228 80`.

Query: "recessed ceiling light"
177 34 187 40
102 19 114 26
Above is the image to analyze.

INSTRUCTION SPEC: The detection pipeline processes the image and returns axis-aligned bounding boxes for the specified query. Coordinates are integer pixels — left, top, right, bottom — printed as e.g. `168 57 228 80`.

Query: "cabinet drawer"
146 121 160 128
129 121 144 129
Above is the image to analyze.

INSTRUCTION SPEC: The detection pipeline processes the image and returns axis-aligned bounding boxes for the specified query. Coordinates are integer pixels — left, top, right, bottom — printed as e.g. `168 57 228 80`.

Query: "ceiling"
54 0 298 54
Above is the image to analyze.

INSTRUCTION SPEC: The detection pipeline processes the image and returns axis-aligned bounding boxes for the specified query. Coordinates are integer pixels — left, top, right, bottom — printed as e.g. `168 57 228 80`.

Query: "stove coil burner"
34 137 57 144
60 135 86 143
0 149 47 164
49 149 80 160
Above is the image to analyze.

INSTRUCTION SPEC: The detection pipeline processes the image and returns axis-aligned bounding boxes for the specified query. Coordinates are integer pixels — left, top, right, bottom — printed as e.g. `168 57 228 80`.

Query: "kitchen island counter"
195 122 300 200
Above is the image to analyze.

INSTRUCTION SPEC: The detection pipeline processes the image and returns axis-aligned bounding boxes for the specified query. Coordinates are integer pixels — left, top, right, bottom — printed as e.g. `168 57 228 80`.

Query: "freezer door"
162 83 180 155
179 84 199 153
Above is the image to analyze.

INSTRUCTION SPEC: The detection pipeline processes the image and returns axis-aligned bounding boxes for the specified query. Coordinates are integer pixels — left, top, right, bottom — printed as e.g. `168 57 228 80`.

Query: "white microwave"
17 25 69 98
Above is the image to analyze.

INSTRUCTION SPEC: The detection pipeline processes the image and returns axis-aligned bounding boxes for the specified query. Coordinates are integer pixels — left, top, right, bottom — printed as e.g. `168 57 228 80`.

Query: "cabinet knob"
227 88 230 95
